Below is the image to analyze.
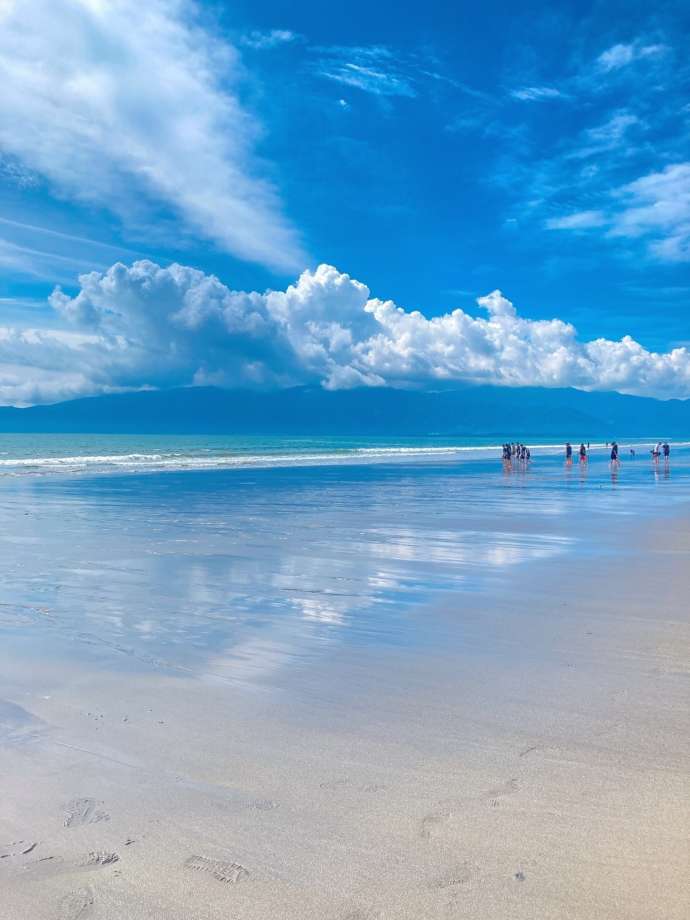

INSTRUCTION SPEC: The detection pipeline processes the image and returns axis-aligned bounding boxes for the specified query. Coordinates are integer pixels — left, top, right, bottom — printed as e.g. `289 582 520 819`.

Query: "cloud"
546 210 607 230
241 29 301 50
510 86 563 102
2 260 690 405
313 46 416 98
596 41 667 73
0 0 304 271
567 111 642 159
609 162 690 261
546 162 690 261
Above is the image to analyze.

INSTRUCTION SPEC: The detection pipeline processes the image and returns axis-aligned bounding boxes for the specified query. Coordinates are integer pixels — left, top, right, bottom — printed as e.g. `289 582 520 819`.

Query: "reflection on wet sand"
1 453 688 687
0 468 577 686
0 456 689 920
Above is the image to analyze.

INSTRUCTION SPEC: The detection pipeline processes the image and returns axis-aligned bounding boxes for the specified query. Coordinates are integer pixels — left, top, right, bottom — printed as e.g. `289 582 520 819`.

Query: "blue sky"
0 0 689 404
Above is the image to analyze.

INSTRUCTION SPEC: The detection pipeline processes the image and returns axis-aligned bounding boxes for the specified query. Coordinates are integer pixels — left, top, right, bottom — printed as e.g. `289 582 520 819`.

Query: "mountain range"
0 386 688 437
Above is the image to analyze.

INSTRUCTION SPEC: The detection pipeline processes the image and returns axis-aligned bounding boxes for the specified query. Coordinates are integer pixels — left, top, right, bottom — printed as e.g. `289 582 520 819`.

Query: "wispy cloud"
0 238 105 281
596 41 667 73
510 86 563 102
241 29 301 50
610 162 690 261
0 217 143 257
567 111 642 158
546 210 607 230
0 0 305 272
546 162 690 262
314 46 416 97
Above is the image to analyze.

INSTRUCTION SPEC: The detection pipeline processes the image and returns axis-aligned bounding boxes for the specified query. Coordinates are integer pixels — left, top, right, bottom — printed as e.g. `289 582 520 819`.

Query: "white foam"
0 440 686 477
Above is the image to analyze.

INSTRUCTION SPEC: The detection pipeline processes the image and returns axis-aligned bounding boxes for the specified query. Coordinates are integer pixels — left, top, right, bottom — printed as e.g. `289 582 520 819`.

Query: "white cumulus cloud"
0 0 304 271
2 261 690 405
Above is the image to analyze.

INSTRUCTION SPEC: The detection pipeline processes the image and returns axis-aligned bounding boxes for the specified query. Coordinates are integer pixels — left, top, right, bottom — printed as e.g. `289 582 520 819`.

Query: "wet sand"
0 461 688 919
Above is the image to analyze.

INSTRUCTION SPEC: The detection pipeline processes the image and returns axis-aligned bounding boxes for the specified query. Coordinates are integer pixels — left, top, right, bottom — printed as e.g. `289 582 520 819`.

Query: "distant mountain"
0 385 688 437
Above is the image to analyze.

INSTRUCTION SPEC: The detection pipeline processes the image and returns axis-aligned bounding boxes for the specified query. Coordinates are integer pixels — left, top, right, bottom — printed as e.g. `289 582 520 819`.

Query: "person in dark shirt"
579 443 587 462
565 442 573 464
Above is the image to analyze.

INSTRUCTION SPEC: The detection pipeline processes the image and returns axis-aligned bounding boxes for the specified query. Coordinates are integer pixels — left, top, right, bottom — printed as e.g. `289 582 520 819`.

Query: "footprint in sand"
82 851 119 867
319 779 350 791
184 855 249 884
57 887 94 920
63 798 110 828
485 778 518 807
420 811 451 840
0 840 38 858
430 860 480 891
245 799 279 811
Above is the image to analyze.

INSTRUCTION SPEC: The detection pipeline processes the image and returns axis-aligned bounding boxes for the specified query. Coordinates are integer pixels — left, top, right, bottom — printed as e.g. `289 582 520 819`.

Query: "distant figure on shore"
652 441 662 463
610 442 619 464
587 442 590 449
630 447 636 458
579 443 587 462
565 442 573 464
663 442 670 461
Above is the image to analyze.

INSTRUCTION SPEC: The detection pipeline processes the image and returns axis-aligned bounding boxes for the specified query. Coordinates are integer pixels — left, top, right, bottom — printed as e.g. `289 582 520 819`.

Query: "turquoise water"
0 432 679 476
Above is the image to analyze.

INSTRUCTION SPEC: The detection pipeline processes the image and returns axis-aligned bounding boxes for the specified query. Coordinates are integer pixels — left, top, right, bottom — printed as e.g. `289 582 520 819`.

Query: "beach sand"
0 465 688 919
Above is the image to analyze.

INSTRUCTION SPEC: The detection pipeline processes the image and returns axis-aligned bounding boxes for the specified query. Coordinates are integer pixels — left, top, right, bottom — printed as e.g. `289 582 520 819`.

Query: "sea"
0 432 685 477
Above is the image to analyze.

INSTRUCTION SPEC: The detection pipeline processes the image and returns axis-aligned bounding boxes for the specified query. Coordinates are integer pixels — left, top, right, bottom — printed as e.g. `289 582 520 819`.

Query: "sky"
1 0 690 405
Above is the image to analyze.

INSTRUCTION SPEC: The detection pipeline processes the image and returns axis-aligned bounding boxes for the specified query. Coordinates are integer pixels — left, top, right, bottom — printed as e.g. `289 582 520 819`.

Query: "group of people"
502 440 673 466
651 441 671 462
565 441 590 463
502 442 531 461
567 440 671 465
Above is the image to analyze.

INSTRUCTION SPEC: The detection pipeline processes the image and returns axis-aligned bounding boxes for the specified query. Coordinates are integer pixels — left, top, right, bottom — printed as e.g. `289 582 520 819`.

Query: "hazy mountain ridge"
0 386 688 437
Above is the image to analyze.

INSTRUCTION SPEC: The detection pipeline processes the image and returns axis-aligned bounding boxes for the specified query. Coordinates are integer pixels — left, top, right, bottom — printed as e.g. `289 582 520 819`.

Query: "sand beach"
0 451 688 919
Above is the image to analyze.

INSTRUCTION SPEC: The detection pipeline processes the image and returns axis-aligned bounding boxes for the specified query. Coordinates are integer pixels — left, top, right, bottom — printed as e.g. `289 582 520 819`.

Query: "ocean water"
0 431 683 476
1 434 688 695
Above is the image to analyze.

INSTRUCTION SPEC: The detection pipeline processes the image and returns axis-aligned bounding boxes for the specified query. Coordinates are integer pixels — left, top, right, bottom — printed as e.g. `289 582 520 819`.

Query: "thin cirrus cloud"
2 260 690 406
313 46 417 97
0 0 305 272
547 162 690 261
510 86 563 102
546 210 607 230
240 29 302 50
596 41 667 73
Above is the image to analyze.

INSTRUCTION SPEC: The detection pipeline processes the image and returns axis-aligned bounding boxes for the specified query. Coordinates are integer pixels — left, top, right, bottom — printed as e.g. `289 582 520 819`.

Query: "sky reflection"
1 451 689 689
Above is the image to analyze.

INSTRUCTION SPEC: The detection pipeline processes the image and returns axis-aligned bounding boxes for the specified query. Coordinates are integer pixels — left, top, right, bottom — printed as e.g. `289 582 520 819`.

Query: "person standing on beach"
610 442 619 464
663 442 670 461
565 442 573 464
579 443 587 462
630 447 636 458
